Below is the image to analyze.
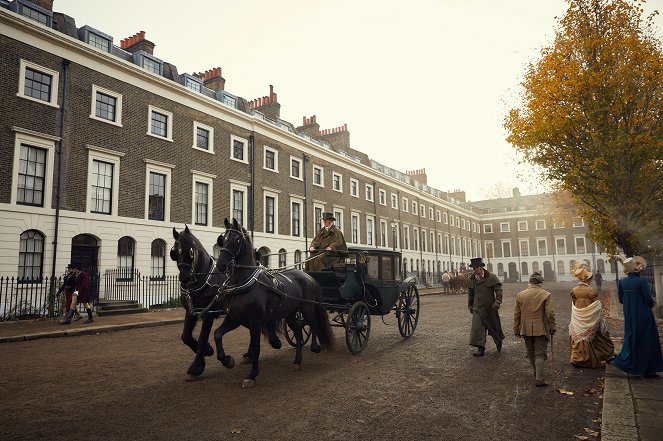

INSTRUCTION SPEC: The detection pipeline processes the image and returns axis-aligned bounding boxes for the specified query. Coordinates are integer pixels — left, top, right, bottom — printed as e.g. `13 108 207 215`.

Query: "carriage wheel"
345 301 371 354
283 318 312 347
397 284 420 338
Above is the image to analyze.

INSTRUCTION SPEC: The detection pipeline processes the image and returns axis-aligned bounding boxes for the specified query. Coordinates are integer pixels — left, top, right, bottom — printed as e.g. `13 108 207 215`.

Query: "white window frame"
420 204 425 217
230 134 249 164
535 219 546 230
332 172 343 192
574 235 586 254
537 238 548 256
333 208 344 232
147 105 173 142
380 219 388 247
17 59 59 108
500 222 510 233
290 197 303 237
553 220 565 229
501 240 512 258
413 227 419 251
485 241 494 259
555 236 567 255
402 197 409 212
462 219 466 230
312 165 324 187
449 216 454 227
145 159 174 222
350 178 359 198
365 183 374 202
263 189 280 234
403 225 410 250
443 212 448 224
412 201 418 214
518 220 528 231
472 222 476 233
90 85 123 126
366 215 375 246
85 144 123 216
229 180 249 225
192 121 214 153
351 212 361 244
263 146 279 173
391 193 398 209
191 170 215 227
378 189 386 206
483 223 493 234
429 207 434 220
11 128 58 208
290 156 303 180
436 210 441 223
572 217 585 227
519 239 530 257
313 203 325 231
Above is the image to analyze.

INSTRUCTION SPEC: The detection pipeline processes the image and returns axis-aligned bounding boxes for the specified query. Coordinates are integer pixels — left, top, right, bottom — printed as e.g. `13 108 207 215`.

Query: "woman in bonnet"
612 256 663 378
568 263 615 368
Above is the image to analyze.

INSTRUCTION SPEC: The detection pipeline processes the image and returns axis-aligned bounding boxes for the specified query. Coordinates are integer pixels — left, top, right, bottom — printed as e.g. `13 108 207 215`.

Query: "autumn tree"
505 0 663 256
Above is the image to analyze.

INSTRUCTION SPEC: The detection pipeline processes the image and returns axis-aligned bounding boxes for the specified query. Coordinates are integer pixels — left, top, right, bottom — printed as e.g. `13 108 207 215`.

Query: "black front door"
71 235 100 301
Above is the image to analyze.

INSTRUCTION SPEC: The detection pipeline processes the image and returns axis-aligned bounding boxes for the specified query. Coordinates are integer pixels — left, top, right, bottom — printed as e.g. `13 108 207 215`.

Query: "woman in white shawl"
568 263 615 368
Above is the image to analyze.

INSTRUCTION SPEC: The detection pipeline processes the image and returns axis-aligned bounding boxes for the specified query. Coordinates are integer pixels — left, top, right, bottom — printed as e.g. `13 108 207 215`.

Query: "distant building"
0 0 609 292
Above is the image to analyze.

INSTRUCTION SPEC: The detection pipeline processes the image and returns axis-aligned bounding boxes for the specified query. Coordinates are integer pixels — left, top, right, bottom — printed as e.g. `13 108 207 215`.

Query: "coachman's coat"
306 225 347 271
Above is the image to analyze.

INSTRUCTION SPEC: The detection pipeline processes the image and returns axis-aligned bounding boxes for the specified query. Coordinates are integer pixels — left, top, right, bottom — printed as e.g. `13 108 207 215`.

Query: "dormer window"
79 27 113 53
133 51 163 76
183 75 201 93
12 0 52 26
217 91 237 108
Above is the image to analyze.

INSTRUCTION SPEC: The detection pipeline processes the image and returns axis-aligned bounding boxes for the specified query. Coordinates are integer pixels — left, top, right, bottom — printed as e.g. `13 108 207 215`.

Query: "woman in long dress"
568 263 615 368
613 256 663 378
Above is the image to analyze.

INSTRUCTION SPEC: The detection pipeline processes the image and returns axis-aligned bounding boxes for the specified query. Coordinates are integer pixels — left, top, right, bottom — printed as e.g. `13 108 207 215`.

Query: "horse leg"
214 315 240 369
285 315 303 370
180 312 199 353
266 320 282 350
243 323 263 388
187 314 215 378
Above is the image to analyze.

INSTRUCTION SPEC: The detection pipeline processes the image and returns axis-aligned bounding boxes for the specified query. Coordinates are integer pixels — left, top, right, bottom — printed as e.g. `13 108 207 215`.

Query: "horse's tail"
312 303 335 351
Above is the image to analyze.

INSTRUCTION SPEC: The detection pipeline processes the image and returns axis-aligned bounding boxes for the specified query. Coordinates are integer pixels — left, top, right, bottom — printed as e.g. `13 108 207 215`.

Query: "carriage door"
70 234 100 302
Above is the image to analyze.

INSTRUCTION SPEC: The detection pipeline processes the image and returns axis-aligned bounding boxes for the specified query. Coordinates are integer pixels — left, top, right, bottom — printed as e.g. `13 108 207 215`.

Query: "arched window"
279 248 287 268
257 246 270 267
294 250 302 269
18 230 44 281
213 244 220 260
497 263 504 276
557 260 565 275
532 261 540 273
521 262 528 277
117 236 135 280
569 259 576 273
151 239 166 280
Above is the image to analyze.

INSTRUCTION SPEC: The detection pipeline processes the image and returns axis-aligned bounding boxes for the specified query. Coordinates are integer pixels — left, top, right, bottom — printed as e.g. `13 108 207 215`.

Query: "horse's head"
171 225 204 285
216 218 253 273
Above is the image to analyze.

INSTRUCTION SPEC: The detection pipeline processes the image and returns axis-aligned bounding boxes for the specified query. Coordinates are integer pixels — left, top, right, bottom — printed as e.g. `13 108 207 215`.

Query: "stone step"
96 307 149 316
96 300 148 316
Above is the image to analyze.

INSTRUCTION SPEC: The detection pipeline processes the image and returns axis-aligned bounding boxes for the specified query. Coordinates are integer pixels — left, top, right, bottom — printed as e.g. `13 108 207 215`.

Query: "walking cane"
550 333 559 390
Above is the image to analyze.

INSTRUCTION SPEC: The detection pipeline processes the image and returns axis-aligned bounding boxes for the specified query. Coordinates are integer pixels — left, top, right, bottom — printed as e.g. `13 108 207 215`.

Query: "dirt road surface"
0 281 607 441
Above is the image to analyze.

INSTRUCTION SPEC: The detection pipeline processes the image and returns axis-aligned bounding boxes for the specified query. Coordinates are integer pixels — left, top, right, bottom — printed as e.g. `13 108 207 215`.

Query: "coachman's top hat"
67 262 77 269
322 212 335 221
469 257 485 268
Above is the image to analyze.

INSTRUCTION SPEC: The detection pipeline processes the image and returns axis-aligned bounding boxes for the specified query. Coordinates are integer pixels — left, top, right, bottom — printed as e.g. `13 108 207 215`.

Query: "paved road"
0 282 607 441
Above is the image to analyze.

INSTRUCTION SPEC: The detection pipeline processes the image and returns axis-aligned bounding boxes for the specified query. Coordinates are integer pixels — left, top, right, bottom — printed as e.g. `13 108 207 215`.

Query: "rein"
180 256 226 318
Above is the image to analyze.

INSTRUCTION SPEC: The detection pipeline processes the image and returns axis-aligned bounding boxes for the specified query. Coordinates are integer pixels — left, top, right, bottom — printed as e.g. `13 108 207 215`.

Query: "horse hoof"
291 363 301 372
186 374 202 381
205 345 214 357
222 356 235 369
269 338 282 350
311 344 321 354
242 379 256 388
242 356 252 365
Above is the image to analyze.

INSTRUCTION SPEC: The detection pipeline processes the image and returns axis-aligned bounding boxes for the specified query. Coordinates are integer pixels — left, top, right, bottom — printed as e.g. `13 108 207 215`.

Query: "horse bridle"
218 227 248 273
172 240 222 316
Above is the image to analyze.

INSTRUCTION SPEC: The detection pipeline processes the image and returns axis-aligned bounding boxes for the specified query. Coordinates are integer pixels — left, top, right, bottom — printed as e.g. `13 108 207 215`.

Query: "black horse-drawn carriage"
290 247 420 354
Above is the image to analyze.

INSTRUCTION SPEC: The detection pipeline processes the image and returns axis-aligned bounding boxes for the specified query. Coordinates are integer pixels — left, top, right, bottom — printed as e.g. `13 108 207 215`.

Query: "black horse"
214 218 334 387
170 226 282 378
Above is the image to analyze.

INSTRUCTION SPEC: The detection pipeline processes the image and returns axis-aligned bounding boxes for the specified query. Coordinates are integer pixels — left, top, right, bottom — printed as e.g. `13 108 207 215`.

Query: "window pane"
149 172 165 220
195 182 208 225
18 230 44 281
151 112 168 137
95 92 117 121
91 160 113 214
232 190 244 226
196 127 209 150
24 67 52 102
17 145 46 206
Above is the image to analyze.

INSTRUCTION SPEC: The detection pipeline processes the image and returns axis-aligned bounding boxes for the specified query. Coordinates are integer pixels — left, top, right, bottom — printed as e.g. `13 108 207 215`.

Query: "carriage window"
381 255 394 281
367 255 379 279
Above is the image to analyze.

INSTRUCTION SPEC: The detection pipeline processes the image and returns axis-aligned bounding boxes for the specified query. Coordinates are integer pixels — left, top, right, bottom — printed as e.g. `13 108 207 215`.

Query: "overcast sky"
57 0 663 201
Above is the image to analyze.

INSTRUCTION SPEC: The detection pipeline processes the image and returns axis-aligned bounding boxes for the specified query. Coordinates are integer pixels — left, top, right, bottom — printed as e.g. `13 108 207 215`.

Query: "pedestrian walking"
56 263 77 325
613 256 663 378
568 263 615 368
467 257 504 356
594 270 603 292
442 271 451 294
61 262 94 324
513 272 556 387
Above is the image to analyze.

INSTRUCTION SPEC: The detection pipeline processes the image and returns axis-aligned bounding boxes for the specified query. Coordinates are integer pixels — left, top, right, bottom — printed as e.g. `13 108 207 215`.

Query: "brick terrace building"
0 0 611 294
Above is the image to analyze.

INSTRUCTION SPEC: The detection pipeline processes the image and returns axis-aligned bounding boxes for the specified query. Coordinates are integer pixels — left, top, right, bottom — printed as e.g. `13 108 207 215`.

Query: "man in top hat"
57 263 78 325
467 257 505 356
307 212 347 272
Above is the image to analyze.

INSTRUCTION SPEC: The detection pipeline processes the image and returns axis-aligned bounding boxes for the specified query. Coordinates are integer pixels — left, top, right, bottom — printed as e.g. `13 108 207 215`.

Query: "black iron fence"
103 269 182 310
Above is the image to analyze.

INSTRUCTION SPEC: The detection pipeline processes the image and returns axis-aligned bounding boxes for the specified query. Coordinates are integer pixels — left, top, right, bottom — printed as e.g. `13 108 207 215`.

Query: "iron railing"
103 269 182 310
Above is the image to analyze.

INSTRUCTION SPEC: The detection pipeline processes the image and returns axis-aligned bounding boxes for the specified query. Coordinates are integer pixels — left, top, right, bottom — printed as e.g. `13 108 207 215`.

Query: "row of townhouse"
0 0 610 292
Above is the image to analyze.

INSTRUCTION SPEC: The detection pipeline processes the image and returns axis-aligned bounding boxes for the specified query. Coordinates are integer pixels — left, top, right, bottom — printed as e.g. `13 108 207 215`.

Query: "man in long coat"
513 271 557 386
467 257 505 356
306 212 347 271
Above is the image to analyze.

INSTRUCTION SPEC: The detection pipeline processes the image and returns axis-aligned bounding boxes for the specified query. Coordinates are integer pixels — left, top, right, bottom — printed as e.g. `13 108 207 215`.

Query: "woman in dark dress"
613 256 663 378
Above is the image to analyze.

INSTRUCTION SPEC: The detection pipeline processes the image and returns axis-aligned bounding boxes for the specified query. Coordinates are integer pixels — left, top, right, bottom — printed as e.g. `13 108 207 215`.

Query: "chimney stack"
120 31 155 55
193 67 225 92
